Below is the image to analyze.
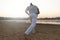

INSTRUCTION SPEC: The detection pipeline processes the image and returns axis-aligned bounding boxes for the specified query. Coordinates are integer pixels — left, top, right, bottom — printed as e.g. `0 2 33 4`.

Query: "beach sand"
0 21 60 40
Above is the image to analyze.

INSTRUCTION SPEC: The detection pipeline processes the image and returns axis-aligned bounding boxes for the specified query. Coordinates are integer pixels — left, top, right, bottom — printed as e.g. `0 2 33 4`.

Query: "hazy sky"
0 0 60 18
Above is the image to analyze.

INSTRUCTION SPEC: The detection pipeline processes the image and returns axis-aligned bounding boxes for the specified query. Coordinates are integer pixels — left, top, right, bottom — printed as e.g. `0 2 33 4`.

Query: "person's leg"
25 17 37 35
31 28 35 33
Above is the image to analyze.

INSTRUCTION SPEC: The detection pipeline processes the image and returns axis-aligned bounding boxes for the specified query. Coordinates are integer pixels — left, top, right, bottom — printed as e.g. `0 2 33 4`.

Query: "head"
30 3 33 6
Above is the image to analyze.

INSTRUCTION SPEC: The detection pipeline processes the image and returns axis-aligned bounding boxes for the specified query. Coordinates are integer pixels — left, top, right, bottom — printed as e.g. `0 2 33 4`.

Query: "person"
25 3 40 35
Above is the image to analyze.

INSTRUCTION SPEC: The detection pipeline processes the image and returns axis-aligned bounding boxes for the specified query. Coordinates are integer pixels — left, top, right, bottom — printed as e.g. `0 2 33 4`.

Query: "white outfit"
25 4 39 35
25 13 37 35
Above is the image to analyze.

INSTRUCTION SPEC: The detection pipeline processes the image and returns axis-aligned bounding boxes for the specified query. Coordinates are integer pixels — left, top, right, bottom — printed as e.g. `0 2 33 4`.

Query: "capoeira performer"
25 3 40 35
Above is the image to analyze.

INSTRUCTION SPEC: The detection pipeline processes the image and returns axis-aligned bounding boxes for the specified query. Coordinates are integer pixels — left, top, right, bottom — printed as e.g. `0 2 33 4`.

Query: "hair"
30 3 33 6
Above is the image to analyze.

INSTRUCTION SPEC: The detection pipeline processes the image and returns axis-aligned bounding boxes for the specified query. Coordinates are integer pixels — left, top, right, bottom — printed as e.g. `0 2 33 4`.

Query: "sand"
0 21 60 40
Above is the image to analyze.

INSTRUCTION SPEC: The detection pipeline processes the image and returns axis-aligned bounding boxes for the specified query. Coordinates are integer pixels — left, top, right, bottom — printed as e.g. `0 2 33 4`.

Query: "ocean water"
0 20 60 25
37 20 60 25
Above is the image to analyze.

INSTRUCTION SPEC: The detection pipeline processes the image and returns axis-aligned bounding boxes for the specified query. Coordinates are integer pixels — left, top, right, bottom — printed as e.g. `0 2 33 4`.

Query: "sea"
0 19 60 25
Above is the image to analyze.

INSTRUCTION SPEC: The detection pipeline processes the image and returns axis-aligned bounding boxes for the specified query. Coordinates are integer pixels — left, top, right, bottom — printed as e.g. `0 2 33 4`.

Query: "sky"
0 0 60 18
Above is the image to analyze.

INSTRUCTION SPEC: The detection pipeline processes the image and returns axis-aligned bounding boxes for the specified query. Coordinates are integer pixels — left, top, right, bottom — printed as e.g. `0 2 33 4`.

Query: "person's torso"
28 5 38 14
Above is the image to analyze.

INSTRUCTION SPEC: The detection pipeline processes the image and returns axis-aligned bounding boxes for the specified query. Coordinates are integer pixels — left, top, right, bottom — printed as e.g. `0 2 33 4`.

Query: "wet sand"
0 21 60 40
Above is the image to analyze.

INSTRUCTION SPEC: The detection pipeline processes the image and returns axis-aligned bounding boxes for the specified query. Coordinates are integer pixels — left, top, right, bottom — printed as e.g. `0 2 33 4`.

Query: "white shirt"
25 5 39 14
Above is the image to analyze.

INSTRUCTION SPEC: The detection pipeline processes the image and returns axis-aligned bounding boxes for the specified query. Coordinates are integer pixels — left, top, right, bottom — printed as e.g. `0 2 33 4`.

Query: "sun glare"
0 0 60 18
0 0 29 18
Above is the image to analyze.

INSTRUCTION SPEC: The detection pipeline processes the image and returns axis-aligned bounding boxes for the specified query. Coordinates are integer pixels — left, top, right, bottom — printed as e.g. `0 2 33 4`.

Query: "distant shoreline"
0 20 60 25
0 20 60 26
0 17 60 20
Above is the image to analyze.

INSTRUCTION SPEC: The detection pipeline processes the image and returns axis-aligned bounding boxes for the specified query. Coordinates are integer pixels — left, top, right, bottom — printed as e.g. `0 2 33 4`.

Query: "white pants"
25 13 37 35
